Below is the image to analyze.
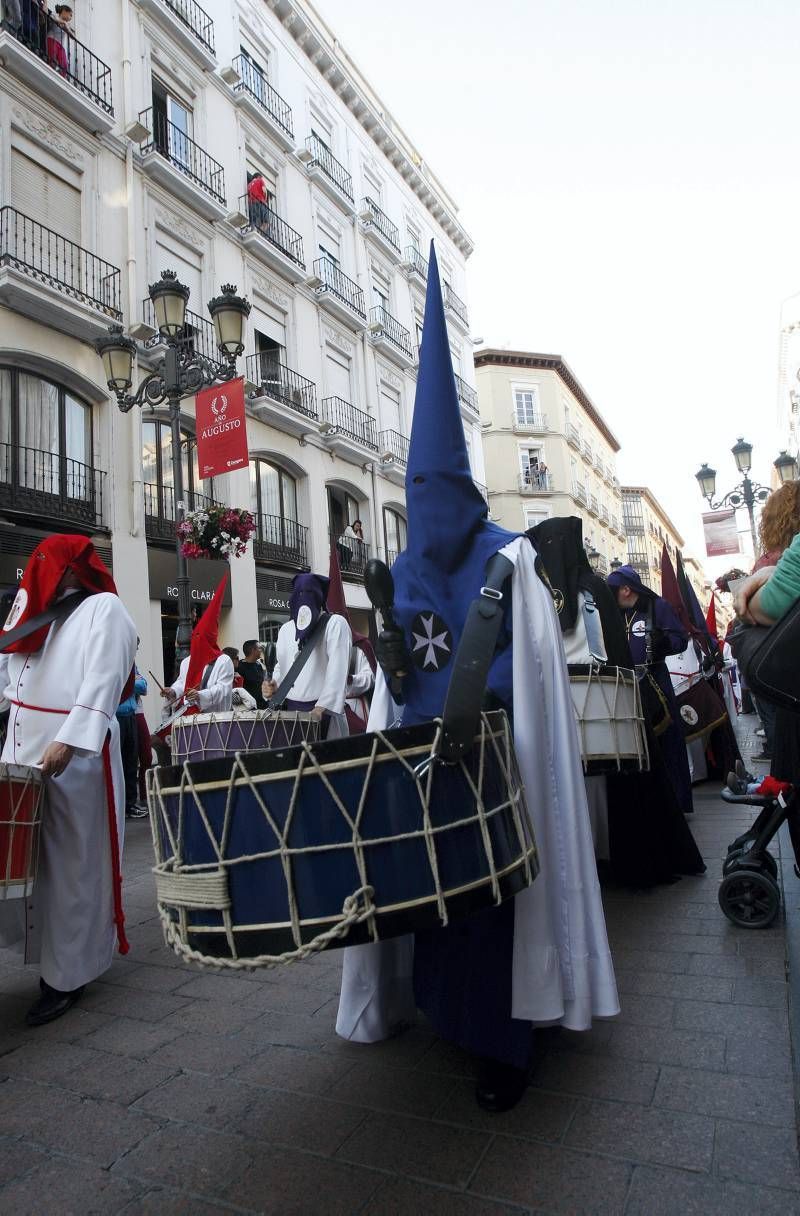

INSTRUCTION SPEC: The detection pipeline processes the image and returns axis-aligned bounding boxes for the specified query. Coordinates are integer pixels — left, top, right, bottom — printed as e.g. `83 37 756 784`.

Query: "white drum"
170 710 320 764
568 663 649 774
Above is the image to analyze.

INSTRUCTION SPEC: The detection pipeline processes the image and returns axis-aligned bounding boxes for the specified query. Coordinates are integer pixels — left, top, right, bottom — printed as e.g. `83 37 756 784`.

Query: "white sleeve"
0 653 9 713
315 615 352 715
55 595 137 756
346 647 374 698
171 657 189 699
197 655 234 713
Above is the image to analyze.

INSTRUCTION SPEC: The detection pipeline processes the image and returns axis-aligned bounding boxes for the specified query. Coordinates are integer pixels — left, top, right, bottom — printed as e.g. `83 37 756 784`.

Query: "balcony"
138 109 226 221
399 246 428 283
0 20 114 134
599 504 610 526
331 528 369 580
229 55 293 152
573 480 587 505
443 284 469 333
320 397 378 464
567 424 581 449
588 494 600 516
595 555 609 576
378 428 409 486
358 197 401 261
136 300 224 373
512 408 548 433
610 514 622 535
519 471 554 495
454 373 480 418
368 305 414 368
239 195 305 282
298 135 354 213
0 443 105 530
245 353 319 440
137 0 215 69
0 207 122 340
252 513 308 569
582 440 593 463
144 482 219 544
308 258 366 329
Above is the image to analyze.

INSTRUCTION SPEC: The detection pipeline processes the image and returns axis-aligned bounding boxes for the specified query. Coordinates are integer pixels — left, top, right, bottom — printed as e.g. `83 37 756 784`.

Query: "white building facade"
0 0 477 714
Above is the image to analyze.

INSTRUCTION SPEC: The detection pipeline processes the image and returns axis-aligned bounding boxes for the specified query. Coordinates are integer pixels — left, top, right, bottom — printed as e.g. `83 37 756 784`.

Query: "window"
240 46 269 103
10 150 81 243
372 277 389 312
519 446 546 487
407 225 420 251
249 457 300 559
383 507 407 562
514 388 540 425
152 79 193 167
154 232 202 307
380 384 401 434
524 507 550 530
141 419 213 524
325 349 352 402
327 487 367 573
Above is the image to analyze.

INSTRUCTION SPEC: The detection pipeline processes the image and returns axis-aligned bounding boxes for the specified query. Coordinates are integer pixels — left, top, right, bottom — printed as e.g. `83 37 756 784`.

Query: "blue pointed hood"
390 242 518 721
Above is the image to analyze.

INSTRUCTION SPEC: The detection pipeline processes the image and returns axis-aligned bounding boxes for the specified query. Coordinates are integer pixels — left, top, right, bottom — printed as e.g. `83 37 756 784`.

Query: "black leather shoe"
475 1058 529 1113
26 982 84 1027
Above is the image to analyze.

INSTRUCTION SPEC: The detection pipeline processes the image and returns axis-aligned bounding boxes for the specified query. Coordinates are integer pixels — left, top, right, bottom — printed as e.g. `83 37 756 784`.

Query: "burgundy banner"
195 378 248 478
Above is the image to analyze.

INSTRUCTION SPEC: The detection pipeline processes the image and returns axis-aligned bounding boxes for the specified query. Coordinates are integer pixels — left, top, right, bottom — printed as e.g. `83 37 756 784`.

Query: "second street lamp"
96 271 251 669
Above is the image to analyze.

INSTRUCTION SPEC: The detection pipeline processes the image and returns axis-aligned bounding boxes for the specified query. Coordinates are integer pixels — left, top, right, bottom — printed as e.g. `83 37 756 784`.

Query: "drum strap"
267 614 330 710
0 591 91 653
439 552 514 764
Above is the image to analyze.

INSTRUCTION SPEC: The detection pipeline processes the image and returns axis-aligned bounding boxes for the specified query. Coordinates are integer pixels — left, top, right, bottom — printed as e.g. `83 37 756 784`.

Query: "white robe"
345 645 374 728
336 537 619 1040
273 615 352 738
0 592 137 990
170 653 234 714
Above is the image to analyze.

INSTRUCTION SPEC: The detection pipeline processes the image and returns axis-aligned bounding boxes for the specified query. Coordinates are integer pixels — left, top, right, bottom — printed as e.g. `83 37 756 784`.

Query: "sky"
312 0 799 569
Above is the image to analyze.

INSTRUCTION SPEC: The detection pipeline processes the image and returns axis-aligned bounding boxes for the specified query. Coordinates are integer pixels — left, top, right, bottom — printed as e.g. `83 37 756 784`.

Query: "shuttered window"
325 350 352 402
11 151 81 243
154 237 202 306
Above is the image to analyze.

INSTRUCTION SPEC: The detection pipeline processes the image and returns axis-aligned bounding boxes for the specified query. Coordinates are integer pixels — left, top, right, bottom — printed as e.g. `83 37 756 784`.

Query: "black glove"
648 626 669 660
701 653 716 676
376 626 410 680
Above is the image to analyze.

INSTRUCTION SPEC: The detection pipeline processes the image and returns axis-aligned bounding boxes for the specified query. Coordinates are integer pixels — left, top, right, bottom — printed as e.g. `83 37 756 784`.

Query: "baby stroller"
718 760 797 928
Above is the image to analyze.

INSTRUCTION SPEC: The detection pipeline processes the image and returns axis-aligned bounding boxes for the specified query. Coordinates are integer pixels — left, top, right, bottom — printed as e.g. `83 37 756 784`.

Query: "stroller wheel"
722 849 778 880
718 869 780 929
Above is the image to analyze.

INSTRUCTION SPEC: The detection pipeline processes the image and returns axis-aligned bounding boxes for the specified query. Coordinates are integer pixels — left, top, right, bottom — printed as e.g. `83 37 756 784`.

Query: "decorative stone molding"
12 106 83 164
154 206 203 252
251 273 290 310
377 364 402 390
323 325 354 357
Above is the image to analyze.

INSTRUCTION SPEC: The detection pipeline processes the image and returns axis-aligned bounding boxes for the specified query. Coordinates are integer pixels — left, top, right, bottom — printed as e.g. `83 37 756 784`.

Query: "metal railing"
595 555 609 576
0 207 122 318
568 424 581 447
141 299 222 367
143 481 219 542
513 408 547 430
519 470 553 492
162 0 214 54
253 513 308 566
321 397 378 450
369 305 413 360
241 195 304 268
379 428 409 466
589 494 600 515
139 108 225 205
403 246 428 278
304 134 353 202
573 480 587 504
0 18 114 115
583 440 593 461
443 283 468 327
0 442 104 527
627 549 648 567
473 479 488 502
611 514 621 533
232 55 292 138
454 373 479 413
600 504 610 524
360 197 400 253
331 528 369 577
245 353 318 419
313 257 366 319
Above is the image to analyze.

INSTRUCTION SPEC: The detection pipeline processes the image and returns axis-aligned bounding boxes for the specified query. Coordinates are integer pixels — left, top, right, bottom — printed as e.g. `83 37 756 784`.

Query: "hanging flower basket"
177 505 256 560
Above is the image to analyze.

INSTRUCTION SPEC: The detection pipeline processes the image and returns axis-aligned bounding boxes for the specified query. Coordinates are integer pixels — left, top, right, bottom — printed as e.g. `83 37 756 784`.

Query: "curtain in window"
0 370 11 485
17 374 59 493
64 393 90 500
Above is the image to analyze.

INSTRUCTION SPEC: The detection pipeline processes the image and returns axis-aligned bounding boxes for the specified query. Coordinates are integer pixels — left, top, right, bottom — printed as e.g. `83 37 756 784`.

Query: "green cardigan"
760 531 800 621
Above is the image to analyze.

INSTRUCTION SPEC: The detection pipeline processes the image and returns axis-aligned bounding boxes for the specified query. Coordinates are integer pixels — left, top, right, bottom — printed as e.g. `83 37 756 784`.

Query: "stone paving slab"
0 716 797 1214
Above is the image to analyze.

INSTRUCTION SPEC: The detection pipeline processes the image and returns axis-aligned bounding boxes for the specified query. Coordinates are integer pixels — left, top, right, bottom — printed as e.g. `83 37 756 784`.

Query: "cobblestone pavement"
0 720 798 1214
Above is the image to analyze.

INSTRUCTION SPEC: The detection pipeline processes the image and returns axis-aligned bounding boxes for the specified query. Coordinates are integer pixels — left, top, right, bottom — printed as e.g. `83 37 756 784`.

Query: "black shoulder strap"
200 662 214 690
0 590 91 654
439 552 514 763
268 613 330 709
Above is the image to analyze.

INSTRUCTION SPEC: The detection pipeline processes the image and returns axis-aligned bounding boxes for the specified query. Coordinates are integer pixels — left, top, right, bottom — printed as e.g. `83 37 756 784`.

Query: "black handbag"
729 599 800 714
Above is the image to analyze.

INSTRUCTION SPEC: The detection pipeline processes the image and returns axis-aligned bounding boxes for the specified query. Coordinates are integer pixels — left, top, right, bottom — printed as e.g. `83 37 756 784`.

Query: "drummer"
264 573 352 739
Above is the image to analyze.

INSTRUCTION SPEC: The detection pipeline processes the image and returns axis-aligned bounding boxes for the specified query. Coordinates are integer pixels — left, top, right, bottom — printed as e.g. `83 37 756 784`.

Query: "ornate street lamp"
774 450 799 485
609 557 623 572
694 463 717 501
694 438 774 555
96 272 251 666
587 548 601 572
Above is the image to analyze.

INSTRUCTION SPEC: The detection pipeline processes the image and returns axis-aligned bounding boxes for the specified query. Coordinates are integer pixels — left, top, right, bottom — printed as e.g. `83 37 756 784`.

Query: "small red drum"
0 764 45 900
170 710 320 764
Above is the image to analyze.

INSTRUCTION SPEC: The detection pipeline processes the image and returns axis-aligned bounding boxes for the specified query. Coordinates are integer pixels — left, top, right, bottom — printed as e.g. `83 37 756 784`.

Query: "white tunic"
336 538 619 1039
170 653 234 714
0 592 137 990
345 645 374 727
273 615 352 736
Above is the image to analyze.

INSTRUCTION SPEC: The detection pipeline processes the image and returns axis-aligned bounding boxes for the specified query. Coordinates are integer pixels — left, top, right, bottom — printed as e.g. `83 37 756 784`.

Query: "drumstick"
148 669 166 693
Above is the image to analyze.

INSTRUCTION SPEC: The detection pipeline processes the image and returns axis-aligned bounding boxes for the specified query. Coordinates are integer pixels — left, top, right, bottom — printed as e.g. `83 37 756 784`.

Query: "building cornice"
473 348 621 452
622 485 685 549
265 0 474 258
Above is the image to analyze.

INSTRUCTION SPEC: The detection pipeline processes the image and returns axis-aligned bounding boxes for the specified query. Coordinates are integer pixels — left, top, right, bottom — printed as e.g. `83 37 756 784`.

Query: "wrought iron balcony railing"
369 305 413 360
331 527 369 578
519 471 554 492
162 0 214 54
596 555 609 576
253 513 308 567
245 353 318 420
0 207 122 318
232 55 292 138
143 482 219 542
0 442 104 527
513 409 548 430
241 195 304 268
140 108 225 205
379 429 409 466
141 299 223 368
568 424 581 447
304 135 353 203
443 283 468 328
573 481 587 504
360 197 400 253
403 246 428 278
321 397 378 451
313 257 366 318
0 18 114 115
454 373 479 413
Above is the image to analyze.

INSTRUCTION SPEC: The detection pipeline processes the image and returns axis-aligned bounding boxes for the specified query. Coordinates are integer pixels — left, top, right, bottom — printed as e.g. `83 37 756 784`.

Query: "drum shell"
0 763 45 900
674 679 727 742
569 663 649 775
170 710 320 763
149 711 538 963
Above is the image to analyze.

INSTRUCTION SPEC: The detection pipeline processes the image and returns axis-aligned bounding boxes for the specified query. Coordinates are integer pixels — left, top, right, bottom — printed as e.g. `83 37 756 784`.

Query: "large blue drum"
146 710 538 968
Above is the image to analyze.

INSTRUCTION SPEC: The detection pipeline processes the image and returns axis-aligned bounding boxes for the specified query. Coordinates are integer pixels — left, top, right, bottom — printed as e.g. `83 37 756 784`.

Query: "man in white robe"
0 536 136 1025
344 644 374 732
165 650 234 714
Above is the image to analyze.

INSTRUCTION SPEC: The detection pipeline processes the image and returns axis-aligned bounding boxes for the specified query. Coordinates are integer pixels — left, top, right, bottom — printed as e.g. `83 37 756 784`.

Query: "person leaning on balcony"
46 3 71 75
246 173 270 233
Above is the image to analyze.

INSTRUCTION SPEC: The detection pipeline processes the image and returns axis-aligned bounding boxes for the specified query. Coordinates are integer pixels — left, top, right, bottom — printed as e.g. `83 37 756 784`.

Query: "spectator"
117 666 148 819
4 0 23 33
239 639 267 707
222 645 241 683
46 3 72 75
246 172 271 234
134 651 151 806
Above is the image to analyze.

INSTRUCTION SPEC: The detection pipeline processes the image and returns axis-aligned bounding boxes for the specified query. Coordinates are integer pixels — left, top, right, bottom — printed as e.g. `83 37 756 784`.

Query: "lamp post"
694 439 798 556
609 557 623 572
96 271 251 667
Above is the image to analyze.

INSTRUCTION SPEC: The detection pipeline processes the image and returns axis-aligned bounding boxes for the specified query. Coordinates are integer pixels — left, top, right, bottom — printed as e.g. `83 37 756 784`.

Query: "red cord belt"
8 698 129 955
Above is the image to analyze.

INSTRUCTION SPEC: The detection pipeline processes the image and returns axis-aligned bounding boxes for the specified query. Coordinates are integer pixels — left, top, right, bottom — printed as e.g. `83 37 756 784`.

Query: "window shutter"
11 151 81 244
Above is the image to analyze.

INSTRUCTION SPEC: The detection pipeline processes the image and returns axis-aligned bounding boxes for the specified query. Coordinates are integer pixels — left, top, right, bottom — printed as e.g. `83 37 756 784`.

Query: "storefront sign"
195 378 249 478
0 527 112 586
147 548 232 606
702 509 741 558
